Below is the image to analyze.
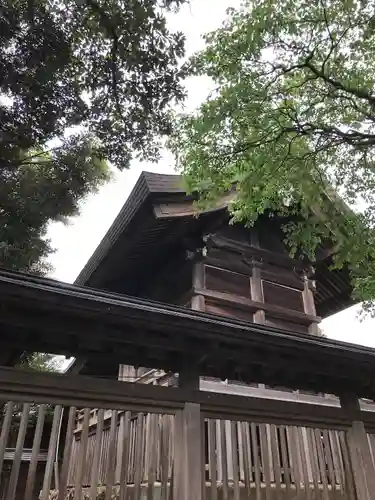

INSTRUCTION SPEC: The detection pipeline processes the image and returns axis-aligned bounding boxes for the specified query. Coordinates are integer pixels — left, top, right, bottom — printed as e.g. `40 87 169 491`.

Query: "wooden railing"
0 367 374 500
68 411 356 499
68 412 175 494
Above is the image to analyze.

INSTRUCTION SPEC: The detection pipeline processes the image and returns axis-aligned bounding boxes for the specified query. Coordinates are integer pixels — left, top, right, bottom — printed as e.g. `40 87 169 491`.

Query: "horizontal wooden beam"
0 269 374 399
208 234 306 271
0 367 183 414
195 287 321 325
153 193 234 219
0 367 374 430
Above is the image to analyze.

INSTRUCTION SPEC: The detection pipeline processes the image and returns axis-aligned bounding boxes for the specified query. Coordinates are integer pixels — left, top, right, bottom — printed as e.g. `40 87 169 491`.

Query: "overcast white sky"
46 0 375 348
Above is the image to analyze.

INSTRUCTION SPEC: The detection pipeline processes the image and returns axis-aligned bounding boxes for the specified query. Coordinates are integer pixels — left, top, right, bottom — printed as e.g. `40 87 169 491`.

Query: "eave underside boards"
75 171 153 287
0 269 374 399
85 207 224 298
314 258 354 317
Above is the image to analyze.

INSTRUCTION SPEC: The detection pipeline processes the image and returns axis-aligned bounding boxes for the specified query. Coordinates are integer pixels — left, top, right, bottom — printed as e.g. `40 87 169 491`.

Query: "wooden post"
340 393 375 500
173 402 202 500
176 351 202 500
302 270 320 335
250 261 265 323
250 230 265 323
179 368 200 390
191 260 205 311
188 258 204 389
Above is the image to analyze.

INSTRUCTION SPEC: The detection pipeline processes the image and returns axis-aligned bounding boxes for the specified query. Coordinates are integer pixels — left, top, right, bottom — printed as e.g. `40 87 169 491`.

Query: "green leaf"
169 0 375 314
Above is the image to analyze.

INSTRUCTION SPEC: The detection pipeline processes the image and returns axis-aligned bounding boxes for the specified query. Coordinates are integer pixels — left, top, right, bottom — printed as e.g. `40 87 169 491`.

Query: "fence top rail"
1 367 375 430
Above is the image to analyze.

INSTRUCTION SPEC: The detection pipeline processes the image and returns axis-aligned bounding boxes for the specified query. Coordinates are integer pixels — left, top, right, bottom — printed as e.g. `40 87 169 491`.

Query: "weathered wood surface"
1 370 375 499
63 412 360 500
0 401 364 500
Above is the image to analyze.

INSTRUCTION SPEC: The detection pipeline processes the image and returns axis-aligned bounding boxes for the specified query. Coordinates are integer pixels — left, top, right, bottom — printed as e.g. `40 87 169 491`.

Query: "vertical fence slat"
147 413 158 500
259 423 271 500
219 419 229 500
221 421 231 484
266 424 274 483
40 405 63 500
230 421 240 500
270 424 282 493
160 414 170 500
279 425 292 493
99 422 110 485
134 413 145 500
339 430 356 500
7 403 31 500
105 409 118 500
285 426 295 485
24 404 46 500
0 401 14 480
125 420 132 486
369 434 375 464
370 434 375 468
314 428 330 500
305 426 320 494
83 427 95 486
129 417 139 483
237 421 244 483
116 412 125 483
132 417 137 484
172 410 183 500
143 414 150 485
330 430 345 499
241 421 252 497
89 408 104 500
208 419 218 500
73 407 90 500
251 422 261 500
68 439 78 486
301 428 313 483
169 416 174 485
296 426 311 500
58 406 76 500
118 411 131 500
216 420 222 485
185 403 203 500
330 430 345 498
201 418 207 500
290 426 303 495
323 429 336 491
157 415 162 484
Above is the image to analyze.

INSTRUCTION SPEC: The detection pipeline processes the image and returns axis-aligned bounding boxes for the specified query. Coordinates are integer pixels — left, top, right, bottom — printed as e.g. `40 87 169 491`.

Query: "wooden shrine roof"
0 269 373 399
75 171 353 318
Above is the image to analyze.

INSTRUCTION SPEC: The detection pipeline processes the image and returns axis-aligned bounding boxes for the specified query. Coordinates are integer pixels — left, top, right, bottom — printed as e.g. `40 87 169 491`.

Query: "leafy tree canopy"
1 0 186 166
0 135 110 273
17 352 63 372
170 0 375 311
1 0 187 273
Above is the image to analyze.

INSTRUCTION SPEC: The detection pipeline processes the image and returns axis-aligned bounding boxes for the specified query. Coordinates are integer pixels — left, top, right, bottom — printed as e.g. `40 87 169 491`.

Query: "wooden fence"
67 410 356 500
0 367 375 500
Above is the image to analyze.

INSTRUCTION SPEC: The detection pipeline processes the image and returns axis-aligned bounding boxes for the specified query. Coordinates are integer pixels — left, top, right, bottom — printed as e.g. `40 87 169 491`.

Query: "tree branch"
319 0 334 42
305 59 375 108
83 0 123 118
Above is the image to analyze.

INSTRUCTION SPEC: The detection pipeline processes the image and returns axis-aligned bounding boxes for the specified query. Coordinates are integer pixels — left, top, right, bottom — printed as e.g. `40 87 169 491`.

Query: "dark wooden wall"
137 219 320 335
190 221 320 335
